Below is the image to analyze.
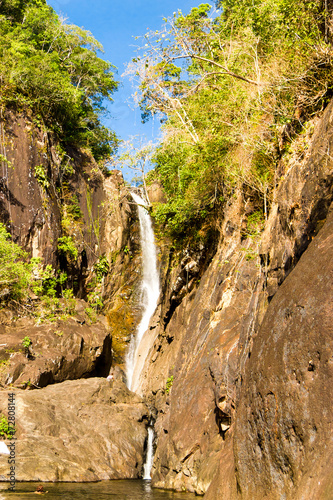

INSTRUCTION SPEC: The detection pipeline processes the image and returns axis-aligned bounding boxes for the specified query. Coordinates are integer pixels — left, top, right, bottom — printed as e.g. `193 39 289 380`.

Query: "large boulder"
0 378 149 481
0 311 112 388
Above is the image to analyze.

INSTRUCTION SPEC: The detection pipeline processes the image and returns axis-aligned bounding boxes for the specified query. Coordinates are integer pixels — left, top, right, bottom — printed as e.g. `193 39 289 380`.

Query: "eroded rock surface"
137 100 333 497
0 311 111 389
137 193 265 495
234 207 333 500
0 378 149 481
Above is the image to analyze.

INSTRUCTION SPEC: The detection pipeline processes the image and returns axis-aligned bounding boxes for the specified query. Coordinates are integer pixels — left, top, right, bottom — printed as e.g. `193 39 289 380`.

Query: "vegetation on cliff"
0 223 76 318
0 0 118 162
0 0 122 317
0 223 32 301
126 0 332 241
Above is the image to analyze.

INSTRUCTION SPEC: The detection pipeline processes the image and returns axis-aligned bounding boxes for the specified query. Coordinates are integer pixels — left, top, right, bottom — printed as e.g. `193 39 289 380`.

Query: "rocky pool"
0 480 198 499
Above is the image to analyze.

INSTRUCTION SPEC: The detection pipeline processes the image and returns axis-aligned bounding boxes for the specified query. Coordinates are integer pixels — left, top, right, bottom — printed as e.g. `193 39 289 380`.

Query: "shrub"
57 236 78 261
21 336 32 349
0 415 15 440
0 224 33 301
94 256 109 282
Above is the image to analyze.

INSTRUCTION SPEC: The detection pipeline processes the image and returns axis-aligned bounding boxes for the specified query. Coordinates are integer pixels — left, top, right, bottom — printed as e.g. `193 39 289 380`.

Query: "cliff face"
0 97 332 495
137 101 333 497
0 106 137 389
0 106 150 481
0 107 126 275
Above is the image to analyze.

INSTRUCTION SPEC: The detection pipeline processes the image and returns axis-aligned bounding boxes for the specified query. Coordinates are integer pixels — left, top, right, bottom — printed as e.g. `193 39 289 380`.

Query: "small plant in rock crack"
165 375 174 394
93 255 109 283
34 164 49 190
21 336 32 349
21 336 33 359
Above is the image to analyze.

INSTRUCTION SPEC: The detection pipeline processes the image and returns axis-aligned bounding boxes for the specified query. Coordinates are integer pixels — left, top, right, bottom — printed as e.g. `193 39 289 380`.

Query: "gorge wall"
0 96 332 498
0 105 149 481
137 100 333 498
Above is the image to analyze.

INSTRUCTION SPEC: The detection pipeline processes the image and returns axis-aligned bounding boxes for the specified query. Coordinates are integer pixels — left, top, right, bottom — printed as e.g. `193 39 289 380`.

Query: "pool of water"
0 480 198 499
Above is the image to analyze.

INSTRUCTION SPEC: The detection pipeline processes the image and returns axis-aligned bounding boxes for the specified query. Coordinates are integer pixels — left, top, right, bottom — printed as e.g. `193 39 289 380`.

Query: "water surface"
0 480 197 499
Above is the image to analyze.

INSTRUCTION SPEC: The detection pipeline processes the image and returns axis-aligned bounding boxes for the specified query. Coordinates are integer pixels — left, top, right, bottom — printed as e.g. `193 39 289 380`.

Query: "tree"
112 137 156 204
124 1 331 242
0 0 119 162
124 4 262 140
0 224 32 301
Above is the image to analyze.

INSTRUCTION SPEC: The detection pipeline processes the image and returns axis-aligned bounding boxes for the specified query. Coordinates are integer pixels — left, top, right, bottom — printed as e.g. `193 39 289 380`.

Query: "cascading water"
125 192 160 391
125 191 159 480
143 423 155 480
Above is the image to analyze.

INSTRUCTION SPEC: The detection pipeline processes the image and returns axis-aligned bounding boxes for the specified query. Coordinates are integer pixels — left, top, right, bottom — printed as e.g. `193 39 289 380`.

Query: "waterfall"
125 192 160 392
143 424 155 480
125 192 159 481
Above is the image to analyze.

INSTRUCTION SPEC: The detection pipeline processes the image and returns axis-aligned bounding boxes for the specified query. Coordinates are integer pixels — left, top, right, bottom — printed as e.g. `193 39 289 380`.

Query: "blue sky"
47 0 207 147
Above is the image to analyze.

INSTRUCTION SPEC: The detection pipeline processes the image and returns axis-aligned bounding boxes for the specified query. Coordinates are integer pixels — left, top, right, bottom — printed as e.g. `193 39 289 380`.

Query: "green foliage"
57 236 78 261
0 226 77 321
31 262 77 322
127 0 332 244
0 153 12 168
0 223 33 301
0 0 119 162
94 256 109 282
246 211 265 237
166 375 174 394
34 164 49 189
67 198 81 221
32 262 57 297
21 336 32 349
62 288 76 315
85 290 103 323
0 414 15 439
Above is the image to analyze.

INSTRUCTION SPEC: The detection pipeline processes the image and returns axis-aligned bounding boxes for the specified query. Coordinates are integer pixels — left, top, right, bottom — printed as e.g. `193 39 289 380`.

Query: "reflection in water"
0 479 197 499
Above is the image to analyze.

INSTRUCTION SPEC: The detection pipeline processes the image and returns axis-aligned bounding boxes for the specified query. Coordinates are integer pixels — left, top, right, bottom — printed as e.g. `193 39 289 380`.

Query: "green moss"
107 294 136 363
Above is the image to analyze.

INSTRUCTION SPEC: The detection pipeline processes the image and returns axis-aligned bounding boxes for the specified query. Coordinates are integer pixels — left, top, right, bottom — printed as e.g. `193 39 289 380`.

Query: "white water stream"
125 192 159 479
125 192 160 390
143 425 155 480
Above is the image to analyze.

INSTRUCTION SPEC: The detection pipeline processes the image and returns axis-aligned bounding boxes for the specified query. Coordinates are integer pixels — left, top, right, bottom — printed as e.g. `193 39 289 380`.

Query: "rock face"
138 193 265 495
135 100 333 497
0 312 112 389
0 378 149 482
0 107 130 294
234 207 333 500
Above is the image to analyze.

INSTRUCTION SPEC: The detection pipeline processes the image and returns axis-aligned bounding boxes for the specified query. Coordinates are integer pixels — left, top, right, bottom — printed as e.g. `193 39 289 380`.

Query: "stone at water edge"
0 378 149 482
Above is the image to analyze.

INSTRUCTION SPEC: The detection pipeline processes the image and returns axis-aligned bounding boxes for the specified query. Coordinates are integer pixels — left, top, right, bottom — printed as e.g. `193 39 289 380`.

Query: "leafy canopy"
126 1 331 241
0 0 118 162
